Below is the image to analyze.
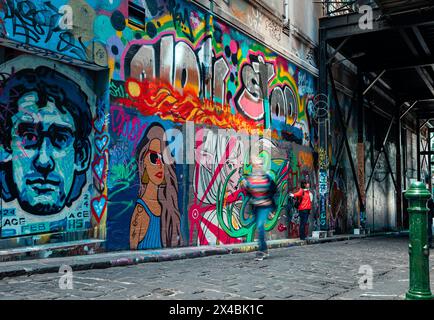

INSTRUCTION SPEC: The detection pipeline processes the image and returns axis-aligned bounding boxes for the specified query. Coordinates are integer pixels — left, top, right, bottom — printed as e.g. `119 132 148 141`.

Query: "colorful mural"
106 0 317 249
0 0 111 67
0 0 318 251
129 122 181 249
0 54 106 239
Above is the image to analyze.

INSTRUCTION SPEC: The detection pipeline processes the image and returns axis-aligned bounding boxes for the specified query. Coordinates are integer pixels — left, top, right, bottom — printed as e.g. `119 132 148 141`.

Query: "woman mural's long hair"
136 123 181 247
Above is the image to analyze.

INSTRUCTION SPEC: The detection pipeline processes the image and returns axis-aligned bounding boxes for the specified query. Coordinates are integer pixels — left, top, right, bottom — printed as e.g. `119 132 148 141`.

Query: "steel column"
396 104 403 228
417 118 421 181
357 69 366 228
328 64 365 213
429 130 432 193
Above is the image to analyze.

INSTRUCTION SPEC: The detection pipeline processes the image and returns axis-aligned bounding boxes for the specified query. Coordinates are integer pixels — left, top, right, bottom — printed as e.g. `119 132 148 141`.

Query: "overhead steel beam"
416 67 434 97
399 28 419 56
420 119 432 129
418 99 434 103
376 1 434 14
400 28 434 98
327 36 352 65
360 56 434 73
416 113 434 119
412 26 431 56
321 7 434 40
412 26 434 74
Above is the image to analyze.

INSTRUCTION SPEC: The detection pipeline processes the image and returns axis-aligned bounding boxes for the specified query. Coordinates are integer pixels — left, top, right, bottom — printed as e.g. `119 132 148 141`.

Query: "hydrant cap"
404 181 431 200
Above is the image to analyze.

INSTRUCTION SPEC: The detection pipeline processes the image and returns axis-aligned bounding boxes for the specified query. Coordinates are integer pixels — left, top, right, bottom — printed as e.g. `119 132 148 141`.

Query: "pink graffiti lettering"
111 105 147 151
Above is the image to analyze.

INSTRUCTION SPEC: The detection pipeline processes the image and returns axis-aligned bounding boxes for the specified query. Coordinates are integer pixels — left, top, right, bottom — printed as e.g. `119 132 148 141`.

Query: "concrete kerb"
0 230 408 280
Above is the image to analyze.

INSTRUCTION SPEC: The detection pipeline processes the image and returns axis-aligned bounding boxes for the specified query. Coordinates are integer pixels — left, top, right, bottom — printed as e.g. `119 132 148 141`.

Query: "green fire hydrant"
405 181 433 300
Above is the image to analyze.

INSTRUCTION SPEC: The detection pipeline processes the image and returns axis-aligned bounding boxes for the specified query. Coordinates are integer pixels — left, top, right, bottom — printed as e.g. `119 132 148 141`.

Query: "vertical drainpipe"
371 114 375 232
318 26 329 232
357 70 366 230
206 0 214 100
283 0 289 26
396 102 403 230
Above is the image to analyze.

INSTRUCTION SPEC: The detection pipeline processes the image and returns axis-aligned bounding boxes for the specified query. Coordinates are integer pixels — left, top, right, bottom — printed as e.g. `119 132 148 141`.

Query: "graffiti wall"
0 0 318 250
364 109 398 232
0 0 112 67
106 0 317 250
0 53 107 241
327 90 357 233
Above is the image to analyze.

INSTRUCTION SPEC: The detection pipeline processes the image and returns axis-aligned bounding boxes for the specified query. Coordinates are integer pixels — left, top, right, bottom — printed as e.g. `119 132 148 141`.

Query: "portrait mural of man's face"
0 55 95 238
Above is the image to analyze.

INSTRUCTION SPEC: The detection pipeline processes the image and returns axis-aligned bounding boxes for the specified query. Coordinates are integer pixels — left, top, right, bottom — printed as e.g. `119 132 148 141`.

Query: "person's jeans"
255 206 272 252
299 210 310 240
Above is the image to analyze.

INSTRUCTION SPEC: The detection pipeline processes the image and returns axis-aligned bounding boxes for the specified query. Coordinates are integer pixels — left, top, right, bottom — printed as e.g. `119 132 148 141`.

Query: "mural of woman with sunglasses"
129 123 181 249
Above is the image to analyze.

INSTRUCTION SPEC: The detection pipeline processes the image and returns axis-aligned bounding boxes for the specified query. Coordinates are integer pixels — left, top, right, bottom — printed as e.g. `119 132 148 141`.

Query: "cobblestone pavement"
0 236 430 300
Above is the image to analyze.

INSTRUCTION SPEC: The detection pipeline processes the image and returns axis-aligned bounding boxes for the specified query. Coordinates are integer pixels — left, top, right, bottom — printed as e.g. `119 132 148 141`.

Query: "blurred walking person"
241 158 276 261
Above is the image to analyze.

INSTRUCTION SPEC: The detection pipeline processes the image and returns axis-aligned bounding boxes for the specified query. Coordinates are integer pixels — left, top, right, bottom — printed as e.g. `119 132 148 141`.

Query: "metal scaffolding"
317 0 377 17
319 0 434 232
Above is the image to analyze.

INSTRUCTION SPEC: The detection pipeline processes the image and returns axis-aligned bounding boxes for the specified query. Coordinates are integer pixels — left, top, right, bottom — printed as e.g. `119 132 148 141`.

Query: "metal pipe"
400 101 419 120
327 37 351 65
420 119 432 129
383 147 398 192
283 0 289 25
363 70 386 96
365 116 395 193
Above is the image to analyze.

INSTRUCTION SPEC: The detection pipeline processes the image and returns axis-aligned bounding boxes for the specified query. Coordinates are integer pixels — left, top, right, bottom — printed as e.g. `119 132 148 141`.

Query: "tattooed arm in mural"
129 203 150 249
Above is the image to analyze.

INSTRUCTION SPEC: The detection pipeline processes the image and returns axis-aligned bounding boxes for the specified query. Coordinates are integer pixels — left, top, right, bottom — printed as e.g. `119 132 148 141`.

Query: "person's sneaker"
255 251 269 261
255 252 265 261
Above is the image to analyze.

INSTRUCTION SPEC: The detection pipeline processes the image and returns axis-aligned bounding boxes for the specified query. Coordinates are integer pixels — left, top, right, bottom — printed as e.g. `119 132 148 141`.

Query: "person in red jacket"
290 180 312 240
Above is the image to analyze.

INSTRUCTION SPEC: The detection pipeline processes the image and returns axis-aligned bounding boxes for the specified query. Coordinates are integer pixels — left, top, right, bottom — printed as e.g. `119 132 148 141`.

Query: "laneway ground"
0 236 430 300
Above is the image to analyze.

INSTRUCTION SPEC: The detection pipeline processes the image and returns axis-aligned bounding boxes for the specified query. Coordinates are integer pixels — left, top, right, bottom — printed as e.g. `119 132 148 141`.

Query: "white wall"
289 0 323 45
